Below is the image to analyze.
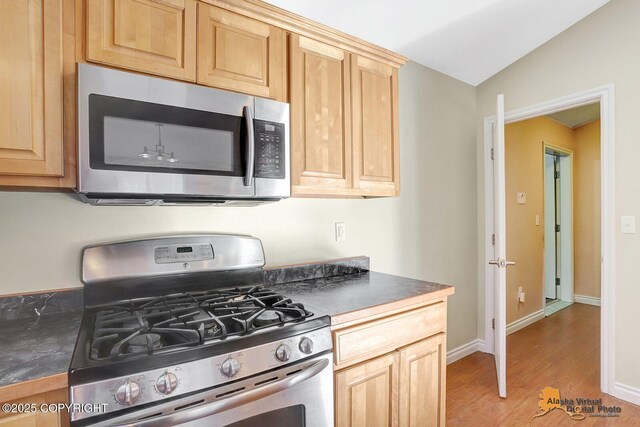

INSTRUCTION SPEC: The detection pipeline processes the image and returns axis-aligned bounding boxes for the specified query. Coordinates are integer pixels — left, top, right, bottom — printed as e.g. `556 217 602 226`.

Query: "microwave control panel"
254 120 285 179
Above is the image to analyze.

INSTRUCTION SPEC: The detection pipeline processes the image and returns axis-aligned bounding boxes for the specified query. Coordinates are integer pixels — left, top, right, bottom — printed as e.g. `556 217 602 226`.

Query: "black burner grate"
89 286 312 361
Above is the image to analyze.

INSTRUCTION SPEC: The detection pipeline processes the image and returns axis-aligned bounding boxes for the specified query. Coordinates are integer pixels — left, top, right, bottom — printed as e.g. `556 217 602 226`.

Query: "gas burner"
253 310 280 327
126 333 163 354
88 285 313 361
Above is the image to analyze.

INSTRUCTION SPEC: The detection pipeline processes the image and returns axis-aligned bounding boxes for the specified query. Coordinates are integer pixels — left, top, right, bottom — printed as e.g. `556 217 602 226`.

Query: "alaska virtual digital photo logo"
534 387 623 420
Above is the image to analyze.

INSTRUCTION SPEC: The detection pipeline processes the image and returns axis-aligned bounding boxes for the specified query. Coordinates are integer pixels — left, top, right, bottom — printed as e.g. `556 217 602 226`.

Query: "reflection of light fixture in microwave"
139 123 178 163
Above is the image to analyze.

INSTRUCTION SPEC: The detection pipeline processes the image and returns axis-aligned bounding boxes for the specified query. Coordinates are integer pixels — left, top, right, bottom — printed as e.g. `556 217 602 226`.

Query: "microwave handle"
243 106 255 187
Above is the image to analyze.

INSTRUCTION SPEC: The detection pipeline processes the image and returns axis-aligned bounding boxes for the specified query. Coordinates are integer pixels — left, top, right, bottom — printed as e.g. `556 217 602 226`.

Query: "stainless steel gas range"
69 235 333 426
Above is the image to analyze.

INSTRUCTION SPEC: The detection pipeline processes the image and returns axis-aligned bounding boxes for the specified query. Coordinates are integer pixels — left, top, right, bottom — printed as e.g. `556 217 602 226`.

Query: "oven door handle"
115 358 329 427
243 105 255 187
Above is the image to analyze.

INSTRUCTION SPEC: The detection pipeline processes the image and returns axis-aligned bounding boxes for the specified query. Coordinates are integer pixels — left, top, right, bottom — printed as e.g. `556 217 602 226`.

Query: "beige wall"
504 116 575 324
504 116 601 325
476 0 640 388
574 119 601 299
0 62 479 351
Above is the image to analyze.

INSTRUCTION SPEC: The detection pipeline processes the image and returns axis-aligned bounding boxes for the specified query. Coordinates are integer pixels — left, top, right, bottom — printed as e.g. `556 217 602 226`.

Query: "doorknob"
489 258 516 268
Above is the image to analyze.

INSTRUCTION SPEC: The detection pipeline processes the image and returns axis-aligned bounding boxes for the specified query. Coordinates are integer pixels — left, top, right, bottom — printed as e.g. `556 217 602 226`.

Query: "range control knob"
299 337 314 355
275 344 292 362
115 380 141 405
155 372 178 395
220 357 241 378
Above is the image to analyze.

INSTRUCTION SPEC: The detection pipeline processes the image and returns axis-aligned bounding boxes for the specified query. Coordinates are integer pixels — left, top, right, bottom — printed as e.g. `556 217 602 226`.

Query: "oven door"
97 353 333 427
78 64 255 198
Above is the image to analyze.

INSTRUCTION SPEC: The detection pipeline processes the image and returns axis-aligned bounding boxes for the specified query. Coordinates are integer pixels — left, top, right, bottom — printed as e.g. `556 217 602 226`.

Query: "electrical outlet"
335 222 346 242
518 287 526 303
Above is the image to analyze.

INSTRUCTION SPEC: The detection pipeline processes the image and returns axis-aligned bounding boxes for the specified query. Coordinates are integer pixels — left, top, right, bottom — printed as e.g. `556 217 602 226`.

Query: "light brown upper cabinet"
289 46 401 198
0 0 64 178
290 35 352 196
86 0 197 81
351 55 400 197
197 3 286 101
1 0 406 191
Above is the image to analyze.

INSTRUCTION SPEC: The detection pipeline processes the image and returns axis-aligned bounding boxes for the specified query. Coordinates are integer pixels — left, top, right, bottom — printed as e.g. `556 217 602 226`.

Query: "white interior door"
490 94 509 398
544 153 557 300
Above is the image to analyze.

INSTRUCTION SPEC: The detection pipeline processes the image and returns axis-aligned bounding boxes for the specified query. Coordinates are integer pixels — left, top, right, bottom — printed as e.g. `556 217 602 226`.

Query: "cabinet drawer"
333 302 446 368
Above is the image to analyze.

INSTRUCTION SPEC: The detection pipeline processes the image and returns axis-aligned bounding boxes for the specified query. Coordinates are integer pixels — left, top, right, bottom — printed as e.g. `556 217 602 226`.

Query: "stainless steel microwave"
77 64 290 206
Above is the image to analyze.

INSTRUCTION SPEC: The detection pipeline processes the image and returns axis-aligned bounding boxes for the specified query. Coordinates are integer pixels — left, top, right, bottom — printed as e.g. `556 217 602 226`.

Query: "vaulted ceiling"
265 0 610 86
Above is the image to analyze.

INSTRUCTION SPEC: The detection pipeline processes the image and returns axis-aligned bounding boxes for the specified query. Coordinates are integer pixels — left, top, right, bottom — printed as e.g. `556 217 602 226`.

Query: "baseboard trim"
447 339 485 365
612 381 640 406
506 309 545 336
574 294 601 306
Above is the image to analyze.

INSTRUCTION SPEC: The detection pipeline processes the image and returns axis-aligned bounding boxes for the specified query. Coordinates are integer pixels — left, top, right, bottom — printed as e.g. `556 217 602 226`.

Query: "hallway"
446 304 640 425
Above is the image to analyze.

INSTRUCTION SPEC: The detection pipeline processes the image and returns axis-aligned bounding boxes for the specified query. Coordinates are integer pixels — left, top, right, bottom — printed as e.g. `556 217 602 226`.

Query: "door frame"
543 145 574 306
482 84 615 394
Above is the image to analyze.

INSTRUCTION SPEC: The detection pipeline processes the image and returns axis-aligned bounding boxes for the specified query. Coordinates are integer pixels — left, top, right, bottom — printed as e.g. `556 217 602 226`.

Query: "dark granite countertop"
0 311 83 388
0 262 452 391
270 271 454 325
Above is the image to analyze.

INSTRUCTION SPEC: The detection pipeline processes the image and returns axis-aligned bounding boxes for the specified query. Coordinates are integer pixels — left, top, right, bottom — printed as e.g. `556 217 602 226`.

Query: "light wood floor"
446 304 640 426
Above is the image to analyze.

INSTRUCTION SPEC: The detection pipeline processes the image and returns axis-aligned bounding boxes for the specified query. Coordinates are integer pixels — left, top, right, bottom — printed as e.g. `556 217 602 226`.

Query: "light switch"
335 222 346 242
535 215 540 226
517 193 526 204
621 216 636 234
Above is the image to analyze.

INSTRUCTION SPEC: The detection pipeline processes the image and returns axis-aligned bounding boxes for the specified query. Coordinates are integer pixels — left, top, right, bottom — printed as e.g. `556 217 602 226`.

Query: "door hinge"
492 319 495 329
492 234 495 245
556 277 560 287
491 148 494 160
555 224 560 232
555 170 560 179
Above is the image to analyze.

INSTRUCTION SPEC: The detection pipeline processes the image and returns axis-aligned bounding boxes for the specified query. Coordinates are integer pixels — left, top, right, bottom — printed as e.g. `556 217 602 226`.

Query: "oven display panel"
154 244 214 264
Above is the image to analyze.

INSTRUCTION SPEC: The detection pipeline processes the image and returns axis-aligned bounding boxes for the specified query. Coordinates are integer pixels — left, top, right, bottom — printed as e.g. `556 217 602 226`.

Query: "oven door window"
89 94 244 176
225 405 305 427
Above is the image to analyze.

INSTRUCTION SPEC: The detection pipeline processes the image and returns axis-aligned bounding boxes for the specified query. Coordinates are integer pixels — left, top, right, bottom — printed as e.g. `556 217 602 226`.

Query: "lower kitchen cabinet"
335 352 399 427
0 389 69 427
398 334 446 427
333 301 447 427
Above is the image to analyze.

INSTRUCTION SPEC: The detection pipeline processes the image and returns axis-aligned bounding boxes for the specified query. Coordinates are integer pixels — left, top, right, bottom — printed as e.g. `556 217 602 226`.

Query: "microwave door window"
88 94 244 177
103 117 234 172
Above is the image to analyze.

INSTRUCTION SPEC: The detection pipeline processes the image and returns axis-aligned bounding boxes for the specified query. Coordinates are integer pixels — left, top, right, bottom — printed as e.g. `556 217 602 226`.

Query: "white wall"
0 62 479 351
476 0 640 390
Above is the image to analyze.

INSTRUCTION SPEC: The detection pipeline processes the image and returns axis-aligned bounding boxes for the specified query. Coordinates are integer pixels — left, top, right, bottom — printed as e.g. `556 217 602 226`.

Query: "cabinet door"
0 390 67 427
0 0 63 177
197 4 286 100
398 334 446 427
290 34 352 196
351 55 400 196
335 352 399 427
86 0 196 81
